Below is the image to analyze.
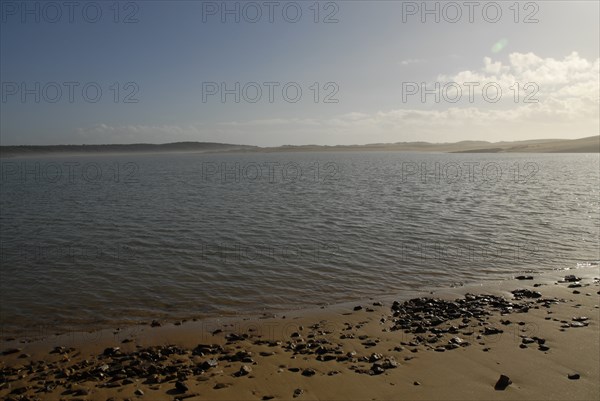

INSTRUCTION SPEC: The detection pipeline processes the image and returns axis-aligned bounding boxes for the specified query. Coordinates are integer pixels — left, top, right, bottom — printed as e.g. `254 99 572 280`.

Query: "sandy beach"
1 266 598 401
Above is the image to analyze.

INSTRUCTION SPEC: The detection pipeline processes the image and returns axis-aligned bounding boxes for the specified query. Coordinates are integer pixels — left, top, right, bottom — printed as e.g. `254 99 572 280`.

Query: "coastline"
1 265 598 400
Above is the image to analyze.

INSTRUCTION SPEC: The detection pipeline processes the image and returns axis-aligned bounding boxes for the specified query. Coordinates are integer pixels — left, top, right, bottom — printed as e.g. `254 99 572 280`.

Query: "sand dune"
1 136 598 157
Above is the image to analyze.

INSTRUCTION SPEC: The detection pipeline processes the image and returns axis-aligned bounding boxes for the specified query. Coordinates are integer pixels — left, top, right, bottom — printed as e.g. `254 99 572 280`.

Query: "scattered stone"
483 327 503 335
370 365 385 375
213 383 230 390
134 389 144 396
150 320 161 327
293 388 304 398
302 368 316 377
568 373 580 380
1 348 22 356
511 289 542 299
564 275 581 282
103 347 120 356
494 374 512 390
516 275 534 280
236 365 252 377
175 381 189 393
353 306 363 311
413 381 421 386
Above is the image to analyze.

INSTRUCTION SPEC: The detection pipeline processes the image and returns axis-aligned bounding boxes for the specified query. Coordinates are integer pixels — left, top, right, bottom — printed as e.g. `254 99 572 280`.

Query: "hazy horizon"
1 134 598 148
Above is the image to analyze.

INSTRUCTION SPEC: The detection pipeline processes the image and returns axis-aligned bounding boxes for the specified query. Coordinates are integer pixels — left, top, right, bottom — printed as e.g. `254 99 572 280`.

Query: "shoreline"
1 263 596 343
1 265 598 400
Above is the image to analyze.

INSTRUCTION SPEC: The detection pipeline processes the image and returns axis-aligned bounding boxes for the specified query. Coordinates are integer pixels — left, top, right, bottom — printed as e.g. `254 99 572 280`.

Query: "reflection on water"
1 152 598 336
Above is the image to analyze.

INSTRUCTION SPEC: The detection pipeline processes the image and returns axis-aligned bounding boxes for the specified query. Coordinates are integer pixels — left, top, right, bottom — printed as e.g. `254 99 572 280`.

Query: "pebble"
301 368 316 377
175 381 189 393
568 373 580 380
293 388 304 398
1 348 22 356
134 389 144 396
515 275 534 280
494 374 512 390
237 365 252 376
353 306 363 311
511 289 542 299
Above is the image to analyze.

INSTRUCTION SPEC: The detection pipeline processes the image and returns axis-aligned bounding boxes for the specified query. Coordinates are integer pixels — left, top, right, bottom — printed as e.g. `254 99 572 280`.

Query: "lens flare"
491 38 508 53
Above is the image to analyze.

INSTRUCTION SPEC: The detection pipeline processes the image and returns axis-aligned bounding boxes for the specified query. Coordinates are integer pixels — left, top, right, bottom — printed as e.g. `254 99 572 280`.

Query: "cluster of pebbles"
1 276 597 400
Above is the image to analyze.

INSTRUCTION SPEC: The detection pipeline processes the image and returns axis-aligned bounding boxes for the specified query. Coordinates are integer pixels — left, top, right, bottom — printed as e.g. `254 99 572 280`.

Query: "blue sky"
1 1 599 145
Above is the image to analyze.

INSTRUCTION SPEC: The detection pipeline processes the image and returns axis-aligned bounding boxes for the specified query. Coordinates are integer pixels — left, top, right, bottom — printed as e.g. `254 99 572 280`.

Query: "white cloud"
399 58 426 66
77 52 599 145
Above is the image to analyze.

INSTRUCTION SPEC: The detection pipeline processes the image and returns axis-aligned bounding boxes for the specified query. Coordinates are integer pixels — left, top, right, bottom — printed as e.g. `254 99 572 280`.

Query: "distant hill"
0 142 258 157
1 136 597 157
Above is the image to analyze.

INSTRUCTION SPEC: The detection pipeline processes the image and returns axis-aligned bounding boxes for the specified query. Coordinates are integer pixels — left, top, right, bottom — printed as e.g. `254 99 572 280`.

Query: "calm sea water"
1 152 598 337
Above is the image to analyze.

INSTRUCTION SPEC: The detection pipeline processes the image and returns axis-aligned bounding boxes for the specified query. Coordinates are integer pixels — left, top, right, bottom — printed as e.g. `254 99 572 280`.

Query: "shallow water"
1 152 598 336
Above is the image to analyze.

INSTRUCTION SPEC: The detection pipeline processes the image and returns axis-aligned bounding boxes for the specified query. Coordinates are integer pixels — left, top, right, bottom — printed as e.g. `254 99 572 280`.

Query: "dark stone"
483 327 503 335
353 306 363 311
516 275 534 280
302 368 316 377
175 381 189 393
494 374 512 390
370 365 385 375
511 289 542 299
236 365 252 377
568 373 580 380
150 320 161 327
293 388 304 398
1 348 22 356
103 347 120 356
200 359 218 370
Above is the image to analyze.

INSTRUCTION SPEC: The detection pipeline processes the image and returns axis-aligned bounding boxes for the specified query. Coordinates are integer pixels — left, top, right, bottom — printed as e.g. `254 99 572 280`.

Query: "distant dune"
1 136 598 157
0 142 258 157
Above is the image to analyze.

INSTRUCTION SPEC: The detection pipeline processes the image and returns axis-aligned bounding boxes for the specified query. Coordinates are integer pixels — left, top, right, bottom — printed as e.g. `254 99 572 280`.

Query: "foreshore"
1 266 598 401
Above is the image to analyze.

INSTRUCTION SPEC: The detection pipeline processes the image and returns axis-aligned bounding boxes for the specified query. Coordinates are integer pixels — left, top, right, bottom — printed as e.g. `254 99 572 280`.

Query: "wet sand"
1 266 598 401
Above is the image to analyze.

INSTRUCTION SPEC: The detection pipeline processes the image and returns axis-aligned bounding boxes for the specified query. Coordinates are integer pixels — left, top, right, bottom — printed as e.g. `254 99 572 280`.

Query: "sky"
1 0 599 146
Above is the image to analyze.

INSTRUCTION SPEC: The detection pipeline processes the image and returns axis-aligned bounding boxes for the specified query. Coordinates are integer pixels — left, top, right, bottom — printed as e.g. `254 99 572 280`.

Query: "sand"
1 266 598 401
